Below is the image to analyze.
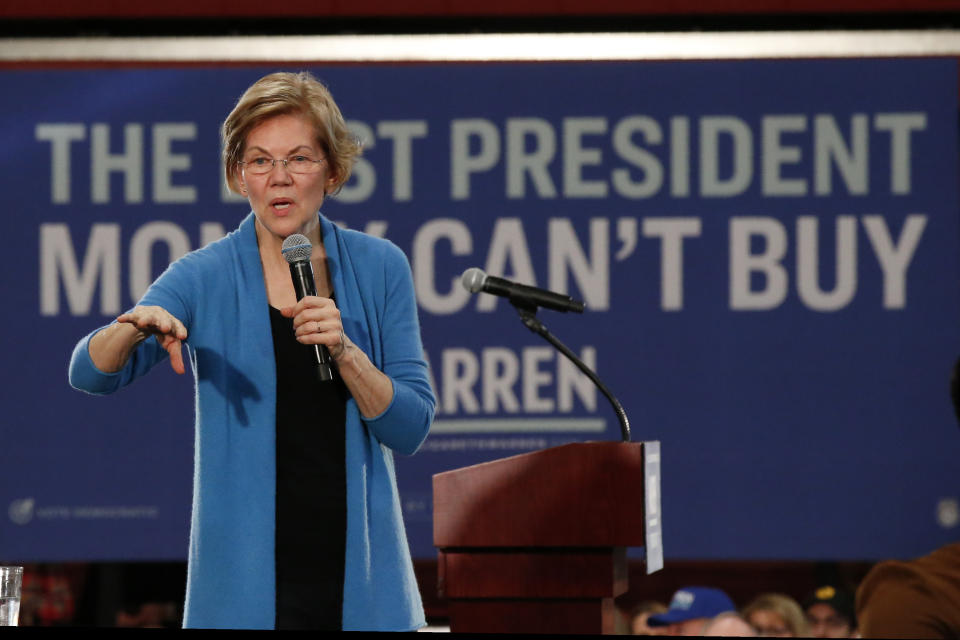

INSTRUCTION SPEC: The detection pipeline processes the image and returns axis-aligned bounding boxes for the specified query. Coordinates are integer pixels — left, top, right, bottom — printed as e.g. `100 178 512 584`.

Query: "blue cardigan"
69 213 435 630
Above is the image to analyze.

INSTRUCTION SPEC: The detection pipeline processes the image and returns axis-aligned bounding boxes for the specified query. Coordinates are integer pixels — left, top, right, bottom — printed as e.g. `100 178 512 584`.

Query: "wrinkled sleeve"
68 252 199 395
362 244 436 455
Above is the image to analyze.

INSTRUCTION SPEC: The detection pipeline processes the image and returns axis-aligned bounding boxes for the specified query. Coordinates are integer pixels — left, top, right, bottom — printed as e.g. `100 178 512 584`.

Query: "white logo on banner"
937 498 959 528
9 498 35 525
7 498 161 524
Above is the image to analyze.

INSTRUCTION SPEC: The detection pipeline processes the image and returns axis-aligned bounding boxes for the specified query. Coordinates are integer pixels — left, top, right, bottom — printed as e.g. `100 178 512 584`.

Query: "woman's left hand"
281 296 348 360
284 294 394 419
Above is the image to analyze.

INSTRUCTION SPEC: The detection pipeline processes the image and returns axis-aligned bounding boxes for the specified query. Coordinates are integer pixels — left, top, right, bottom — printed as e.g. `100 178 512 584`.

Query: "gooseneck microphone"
281 234 334 382
461 266 629 441
461 267 585 313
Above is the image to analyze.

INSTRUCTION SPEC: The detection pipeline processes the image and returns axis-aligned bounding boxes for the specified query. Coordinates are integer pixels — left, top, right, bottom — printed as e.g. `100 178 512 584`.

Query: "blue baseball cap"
647 587 736 627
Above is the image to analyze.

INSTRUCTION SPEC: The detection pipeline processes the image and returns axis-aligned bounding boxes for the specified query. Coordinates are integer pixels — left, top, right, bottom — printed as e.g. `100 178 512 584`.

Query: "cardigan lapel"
321 214 374 367
237 212 272 343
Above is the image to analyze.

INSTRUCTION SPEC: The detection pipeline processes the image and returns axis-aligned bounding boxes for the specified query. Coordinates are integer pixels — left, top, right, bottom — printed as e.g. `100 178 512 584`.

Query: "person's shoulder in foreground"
856 542 960 639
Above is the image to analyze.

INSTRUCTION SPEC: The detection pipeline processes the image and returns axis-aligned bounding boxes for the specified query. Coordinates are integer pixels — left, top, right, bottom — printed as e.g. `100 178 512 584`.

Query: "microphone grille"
461 267 487 294
281 234 312 264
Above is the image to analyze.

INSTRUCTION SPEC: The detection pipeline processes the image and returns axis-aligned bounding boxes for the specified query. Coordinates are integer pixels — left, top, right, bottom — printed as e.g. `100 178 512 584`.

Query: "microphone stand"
511 300 631 443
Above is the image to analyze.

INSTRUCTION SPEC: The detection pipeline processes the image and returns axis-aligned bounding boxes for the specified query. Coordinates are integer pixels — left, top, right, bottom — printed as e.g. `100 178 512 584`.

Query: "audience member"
18 565 76 627
629 600 668 635
804 585 857 638
743 592 810 637
855 542 960 639
647 586 736 636
703 611 759 636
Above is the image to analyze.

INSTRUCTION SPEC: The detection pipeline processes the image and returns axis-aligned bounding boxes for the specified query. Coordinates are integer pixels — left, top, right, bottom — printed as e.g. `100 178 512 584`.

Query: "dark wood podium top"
433 441 648 548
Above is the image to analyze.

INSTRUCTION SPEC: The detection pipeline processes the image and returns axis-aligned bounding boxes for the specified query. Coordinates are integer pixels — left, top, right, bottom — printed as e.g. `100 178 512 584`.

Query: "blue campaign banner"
0 58 957 562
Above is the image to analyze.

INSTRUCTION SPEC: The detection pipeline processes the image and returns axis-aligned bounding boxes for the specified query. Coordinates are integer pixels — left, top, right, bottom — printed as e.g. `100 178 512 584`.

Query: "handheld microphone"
281 234 334 382
461 267 585 313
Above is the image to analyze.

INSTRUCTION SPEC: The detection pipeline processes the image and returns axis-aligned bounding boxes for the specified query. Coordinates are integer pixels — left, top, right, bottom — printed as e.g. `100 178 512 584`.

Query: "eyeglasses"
239 155 326 175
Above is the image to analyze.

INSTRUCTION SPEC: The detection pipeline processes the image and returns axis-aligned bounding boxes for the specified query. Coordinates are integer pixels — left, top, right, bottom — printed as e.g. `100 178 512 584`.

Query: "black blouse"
269 304 348 630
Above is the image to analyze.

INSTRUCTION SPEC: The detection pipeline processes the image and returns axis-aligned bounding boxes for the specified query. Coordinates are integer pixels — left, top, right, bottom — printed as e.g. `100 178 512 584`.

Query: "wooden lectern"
433 441 661 634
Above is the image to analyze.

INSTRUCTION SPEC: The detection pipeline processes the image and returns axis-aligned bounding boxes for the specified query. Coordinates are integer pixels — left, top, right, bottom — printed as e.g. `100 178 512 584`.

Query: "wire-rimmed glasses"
239 155 326 175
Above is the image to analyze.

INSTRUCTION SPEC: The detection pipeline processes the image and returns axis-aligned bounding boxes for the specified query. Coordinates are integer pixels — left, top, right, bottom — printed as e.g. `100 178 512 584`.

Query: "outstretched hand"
117 305 188 374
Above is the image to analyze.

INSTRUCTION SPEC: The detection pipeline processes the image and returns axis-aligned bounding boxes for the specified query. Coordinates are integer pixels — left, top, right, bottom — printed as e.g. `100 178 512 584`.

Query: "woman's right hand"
116 305 188 374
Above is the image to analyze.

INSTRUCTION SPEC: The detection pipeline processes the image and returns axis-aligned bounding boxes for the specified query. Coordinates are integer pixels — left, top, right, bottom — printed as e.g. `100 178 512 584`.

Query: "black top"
269 304 348 631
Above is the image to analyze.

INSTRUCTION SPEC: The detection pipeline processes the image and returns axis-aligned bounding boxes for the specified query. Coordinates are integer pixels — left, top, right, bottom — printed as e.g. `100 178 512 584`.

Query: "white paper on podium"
644 441 664 573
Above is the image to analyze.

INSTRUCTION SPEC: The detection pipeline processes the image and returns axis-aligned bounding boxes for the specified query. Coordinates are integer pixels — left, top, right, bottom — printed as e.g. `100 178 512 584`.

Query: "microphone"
281 233 334 382
461 268 585 313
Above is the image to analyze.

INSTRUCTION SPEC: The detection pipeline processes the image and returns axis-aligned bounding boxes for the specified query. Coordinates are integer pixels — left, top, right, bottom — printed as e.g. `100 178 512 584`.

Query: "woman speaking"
69 71 436 631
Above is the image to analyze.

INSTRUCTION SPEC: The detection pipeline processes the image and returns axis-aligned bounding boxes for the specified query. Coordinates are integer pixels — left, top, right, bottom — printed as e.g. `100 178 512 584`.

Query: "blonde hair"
742 593 810 637
221 71 362 195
